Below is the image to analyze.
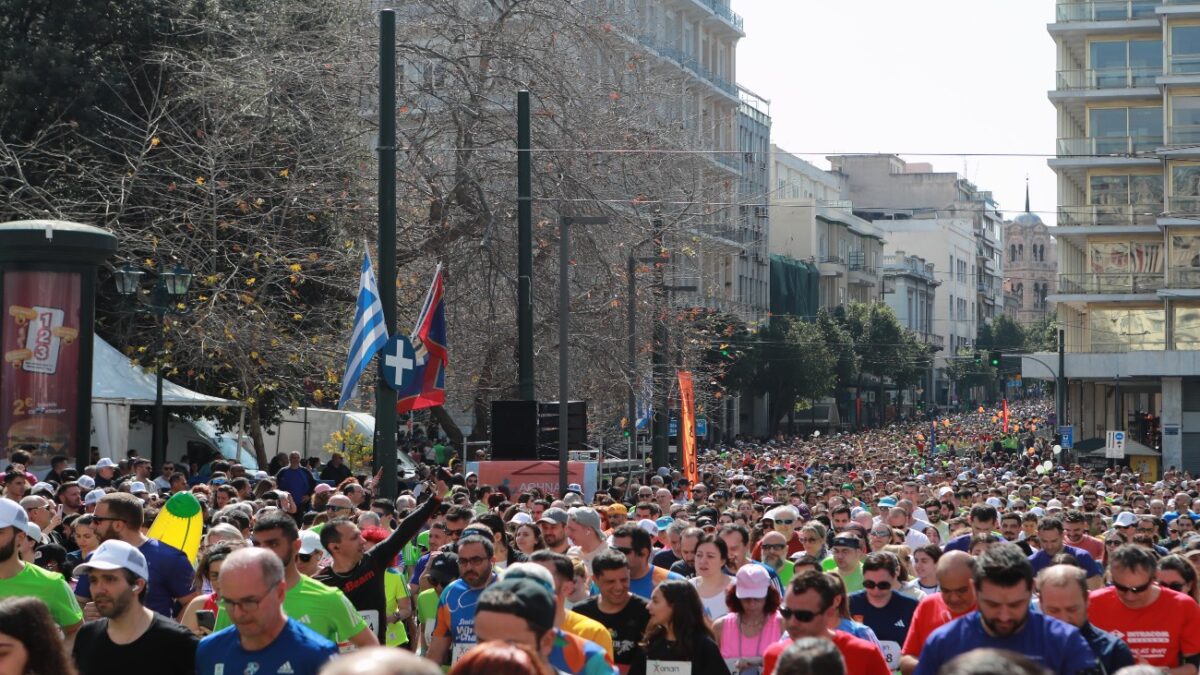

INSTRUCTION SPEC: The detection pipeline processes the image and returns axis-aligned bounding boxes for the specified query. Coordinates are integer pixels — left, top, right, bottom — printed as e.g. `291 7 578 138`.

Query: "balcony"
1057 135 1162 156
636 34 738 99
1169 267 1200 287
1058 204 1161 226
1168 124 1200 145
1168 54 1200 75
1057 272 1165 294
1167 196 1200 215
1056 66 1160 90
697 0 744 31
1055 0 1158 21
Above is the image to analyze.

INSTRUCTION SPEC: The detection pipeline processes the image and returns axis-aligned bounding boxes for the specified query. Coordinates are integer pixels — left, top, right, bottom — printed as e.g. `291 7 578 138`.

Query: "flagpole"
375 9 399 500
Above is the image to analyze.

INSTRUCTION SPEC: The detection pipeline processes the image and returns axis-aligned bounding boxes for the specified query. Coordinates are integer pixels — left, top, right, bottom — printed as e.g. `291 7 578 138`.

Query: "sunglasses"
298 553 314 563
1161 581 1188 592
775 519 795 526
762 543 786 550
870 530 891 537
1105 540 1123 547
1112 580 1153 594
780 607 821 622
862 580 893 591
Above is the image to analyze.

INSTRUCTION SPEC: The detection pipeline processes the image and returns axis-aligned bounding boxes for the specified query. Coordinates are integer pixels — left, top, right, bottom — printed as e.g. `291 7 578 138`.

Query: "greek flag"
337 252 389 409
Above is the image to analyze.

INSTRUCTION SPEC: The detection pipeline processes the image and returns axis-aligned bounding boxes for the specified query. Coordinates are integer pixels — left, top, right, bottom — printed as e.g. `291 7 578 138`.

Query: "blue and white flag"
337 252 389 409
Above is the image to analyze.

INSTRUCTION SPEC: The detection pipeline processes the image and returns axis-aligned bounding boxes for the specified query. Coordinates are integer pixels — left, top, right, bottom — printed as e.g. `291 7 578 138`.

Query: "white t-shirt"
690 577 731 621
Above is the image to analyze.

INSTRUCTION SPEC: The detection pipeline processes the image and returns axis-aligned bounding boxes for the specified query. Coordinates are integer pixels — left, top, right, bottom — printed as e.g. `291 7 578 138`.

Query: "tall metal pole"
518 91 535 401
374 9 399 499
1057 328 1066 426
558 217 570 497
627 255 637 461
153 345 165 471
651 221 669 471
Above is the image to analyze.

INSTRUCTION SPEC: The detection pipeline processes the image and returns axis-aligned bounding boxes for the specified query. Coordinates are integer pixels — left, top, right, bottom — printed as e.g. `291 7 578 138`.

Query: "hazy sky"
736 0 1058 224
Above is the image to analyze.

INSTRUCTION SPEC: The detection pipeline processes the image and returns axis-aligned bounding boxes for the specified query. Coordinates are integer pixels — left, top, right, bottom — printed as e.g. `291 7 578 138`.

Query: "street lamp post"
113 262 193 471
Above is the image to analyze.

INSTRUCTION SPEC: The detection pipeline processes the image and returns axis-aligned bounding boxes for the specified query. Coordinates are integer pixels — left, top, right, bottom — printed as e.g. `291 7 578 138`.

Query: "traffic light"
973 351 982 365
988 351 1002 367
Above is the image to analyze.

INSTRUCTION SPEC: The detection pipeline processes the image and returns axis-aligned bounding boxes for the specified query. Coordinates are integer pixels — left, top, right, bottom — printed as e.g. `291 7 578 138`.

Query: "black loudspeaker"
537 400 588 450
490 400 539 460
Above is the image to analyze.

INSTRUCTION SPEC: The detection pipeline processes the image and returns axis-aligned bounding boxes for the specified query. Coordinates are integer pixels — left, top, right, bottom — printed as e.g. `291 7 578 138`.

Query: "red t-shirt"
1067 534 1104 562
1089 586 1200 667
901 592 976 658
763 631 889 675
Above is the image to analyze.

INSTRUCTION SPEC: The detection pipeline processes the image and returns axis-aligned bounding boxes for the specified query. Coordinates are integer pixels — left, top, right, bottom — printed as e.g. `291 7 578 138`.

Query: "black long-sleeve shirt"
628 634 730 675
315 492 440 641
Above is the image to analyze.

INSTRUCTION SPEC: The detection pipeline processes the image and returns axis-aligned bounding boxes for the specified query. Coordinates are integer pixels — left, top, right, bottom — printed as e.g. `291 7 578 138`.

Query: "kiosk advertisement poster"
0 270 82 465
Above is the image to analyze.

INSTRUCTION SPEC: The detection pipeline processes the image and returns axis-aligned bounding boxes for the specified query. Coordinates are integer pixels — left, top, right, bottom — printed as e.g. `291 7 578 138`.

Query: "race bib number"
724 657 762 675
647 661 692 675
879 641 902 671
452 641 475 664
359 609 379 637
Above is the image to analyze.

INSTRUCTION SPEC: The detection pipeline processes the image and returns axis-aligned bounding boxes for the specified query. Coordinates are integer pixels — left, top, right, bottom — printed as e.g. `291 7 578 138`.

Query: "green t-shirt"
384 568 409 647
775 560 795 588
0 563 82 628
215 574 367 643
831 562 864 593
416 586 439 649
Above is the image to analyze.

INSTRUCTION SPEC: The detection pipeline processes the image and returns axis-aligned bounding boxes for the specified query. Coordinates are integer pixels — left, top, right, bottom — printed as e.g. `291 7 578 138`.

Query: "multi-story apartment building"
734 86 772 328
769 146 886 312
624 1 763 326
882 251 942 405
827 154 1007 329
1004 188 1058 326
1047 0 1200 470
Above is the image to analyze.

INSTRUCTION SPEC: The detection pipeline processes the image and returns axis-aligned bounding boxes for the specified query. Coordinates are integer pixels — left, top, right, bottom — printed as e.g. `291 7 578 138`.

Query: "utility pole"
518 91 534 401
558 216 608 496
627 255 637 462
374 9 399 499
1057 328 1066 427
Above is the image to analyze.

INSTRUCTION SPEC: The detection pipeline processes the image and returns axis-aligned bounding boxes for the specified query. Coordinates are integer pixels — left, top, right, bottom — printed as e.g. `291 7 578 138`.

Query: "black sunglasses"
1161 581 1187 592
780 607 821 622
1112 580 1153 594
862 580 893 591
298 553 314 563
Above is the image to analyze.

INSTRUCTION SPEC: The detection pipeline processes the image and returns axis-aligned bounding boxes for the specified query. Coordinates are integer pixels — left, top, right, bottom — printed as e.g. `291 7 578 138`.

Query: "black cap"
481 578 556 630
428 552 460 586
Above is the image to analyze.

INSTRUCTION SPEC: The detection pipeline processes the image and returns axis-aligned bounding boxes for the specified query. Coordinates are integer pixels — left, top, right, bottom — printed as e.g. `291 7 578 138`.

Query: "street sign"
1059 426 1073 450
1105 430 1126 459
696 418 707 438
669 418 677 437
380 335 416 392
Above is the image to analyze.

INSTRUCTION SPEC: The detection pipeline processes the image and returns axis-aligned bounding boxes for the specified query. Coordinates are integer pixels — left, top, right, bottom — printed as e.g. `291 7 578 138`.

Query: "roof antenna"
1025 175 1031 214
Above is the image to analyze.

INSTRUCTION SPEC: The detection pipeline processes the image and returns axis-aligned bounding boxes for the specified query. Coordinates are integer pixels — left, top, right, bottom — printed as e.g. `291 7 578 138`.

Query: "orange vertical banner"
678 370 698 491
1002 398 1010 433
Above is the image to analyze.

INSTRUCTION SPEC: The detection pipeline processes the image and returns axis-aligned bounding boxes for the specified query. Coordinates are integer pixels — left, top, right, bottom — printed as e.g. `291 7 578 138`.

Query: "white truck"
261 407 418 473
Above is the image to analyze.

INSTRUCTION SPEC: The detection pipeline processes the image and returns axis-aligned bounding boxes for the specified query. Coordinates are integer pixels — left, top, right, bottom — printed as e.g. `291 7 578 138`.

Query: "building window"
1088 106 1162 153
1170 234 1200 287
1088 306 1165 351
1089 39 1161 87
1170 26 1200 74
1089 172 1162 225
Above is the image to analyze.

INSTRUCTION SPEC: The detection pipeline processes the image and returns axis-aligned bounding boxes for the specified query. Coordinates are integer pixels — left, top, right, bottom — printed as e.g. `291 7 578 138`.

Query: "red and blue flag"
396 264 447 413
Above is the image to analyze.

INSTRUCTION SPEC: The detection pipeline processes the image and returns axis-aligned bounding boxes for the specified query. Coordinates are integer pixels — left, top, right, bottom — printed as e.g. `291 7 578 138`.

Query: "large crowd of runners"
0 398 1195 675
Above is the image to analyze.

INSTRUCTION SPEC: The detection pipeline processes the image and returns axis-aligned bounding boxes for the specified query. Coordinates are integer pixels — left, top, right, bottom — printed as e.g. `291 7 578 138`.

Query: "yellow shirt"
563 610 615 662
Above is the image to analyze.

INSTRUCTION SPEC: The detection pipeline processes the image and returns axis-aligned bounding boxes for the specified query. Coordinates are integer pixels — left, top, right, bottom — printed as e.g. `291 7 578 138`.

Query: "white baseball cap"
129 482 149 494
510 512 533 525
75 540 149 580
76 475 95 490
298 530 325 556
1114 511 1138 528
84 489 106 507
22 521 45 545
0 498 28 531
95 458 117 470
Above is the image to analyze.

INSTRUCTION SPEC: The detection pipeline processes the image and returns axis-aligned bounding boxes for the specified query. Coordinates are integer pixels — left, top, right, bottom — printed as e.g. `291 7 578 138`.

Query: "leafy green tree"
977 315 1026 352
1025 311 1059 352
816 308 858 392
736 317 836 436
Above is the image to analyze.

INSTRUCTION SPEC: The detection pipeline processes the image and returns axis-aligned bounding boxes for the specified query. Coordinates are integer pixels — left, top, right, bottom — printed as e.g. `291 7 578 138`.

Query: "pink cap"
314 483 333 494
735 564 770 599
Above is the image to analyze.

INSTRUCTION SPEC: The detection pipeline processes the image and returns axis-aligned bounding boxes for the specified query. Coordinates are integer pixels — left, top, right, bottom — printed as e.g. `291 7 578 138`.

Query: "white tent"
91 335 239 458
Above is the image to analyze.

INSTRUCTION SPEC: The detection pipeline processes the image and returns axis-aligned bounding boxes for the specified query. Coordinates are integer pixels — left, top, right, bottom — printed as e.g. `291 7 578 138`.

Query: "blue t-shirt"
196 618 337 675
849 590 919 647
75 538 194 617
628 567 684 601
912 610 1097 675
1028 544 1103 578
943 533 971 553
1080 622 1136 674
276 466 315 501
